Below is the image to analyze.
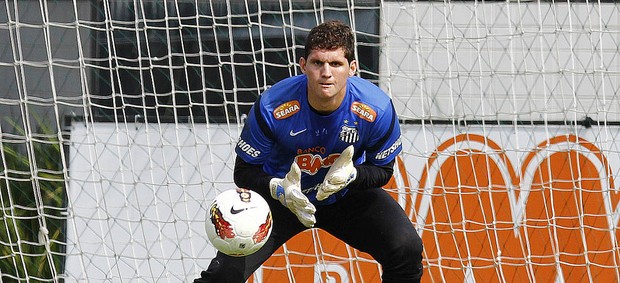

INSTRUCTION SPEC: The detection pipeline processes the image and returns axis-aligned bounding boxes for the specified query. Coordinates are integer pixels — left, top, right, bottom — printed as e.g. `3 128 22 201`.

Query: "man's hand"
269 163 316 227
316 145 357 201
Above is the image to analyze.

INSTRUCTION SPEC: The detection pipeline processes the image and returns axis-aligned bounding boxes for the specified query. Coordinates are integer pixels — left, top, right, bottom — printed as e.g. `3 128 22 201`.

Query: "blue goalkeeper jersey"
235 74 402 205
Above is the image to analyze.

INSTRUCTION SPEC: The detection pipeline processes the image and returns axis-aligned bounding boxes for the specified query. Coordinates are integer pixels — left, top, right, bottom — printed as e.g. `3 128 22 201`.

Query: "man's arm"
316 148 395 201
347 159 395 190
233 156 272 192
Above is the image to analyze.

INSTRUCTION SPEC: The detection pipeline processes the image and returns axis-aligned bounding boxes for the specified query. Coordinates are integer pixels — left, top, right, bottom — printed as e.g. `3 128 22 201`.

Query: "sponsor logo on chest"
273 100 300 120
351 101 376 122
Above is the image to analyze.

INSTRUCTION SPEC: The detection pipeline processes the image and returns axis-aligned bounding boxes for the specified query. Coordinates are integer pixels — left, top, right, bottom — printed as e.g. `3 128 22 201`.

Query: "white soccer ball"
205 188 273 257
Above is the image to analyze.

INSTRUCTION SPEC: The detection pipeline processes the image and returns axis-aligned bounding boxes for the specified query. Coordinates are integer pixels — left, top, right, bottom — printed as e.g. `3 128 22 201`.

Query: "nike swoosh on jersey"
289 129 307 136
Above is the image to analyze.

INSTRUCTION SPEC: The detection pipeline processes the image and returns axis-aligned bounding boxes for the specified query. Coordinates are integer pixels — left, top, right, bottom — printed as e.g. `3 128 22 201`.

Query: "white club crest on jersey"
339 125 359 144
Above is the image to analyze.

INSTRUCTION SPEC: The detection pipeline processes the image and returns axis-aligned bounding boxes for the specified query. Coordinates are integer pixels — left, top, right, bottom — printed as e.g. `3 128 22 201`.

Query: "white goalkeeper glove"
316 145 357 201
269 162 316 227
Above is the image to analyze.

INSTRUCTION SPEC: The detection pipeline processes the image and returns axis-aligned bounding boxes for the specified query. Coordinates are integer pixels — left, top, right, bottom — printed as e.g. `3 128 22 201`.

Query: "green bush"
0 117 66 282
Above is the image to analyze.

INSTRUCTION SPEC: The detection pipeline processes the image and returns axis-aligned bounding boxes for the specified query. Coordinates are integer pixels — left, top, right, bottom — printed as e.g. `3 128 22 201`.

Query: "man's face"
300 48 357 111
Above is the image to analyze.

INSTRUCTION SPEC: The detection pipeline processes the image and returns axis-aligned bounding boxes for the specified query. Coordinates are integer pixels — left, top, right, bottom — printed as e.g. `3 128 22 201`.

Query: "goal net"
1 0 620 282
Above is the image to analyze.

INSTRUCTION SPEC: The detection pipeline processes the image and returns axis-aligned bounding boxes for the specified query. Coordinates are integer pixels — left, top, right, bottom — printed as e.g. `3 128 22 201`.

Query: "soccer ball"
205 188 273 257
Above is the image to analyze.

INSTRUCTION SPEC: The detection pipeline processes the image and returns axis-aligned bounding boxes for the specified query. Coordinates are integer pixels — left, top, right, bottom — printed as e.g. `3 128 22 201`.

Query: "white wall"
66 122 240 282
66 121 620 282
380 2 620 123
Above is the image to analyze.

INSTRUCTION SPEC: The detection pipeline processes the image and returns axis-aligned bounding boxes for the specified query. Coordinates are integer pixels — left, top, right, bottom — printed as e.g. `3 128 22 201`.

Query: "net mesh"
1 0 620 282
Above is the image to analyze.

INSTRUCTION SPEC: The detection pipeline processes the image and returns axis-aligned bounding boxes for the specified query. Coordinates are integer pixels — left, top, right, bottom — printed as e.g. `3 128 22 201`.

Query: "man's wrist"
270 177 289 202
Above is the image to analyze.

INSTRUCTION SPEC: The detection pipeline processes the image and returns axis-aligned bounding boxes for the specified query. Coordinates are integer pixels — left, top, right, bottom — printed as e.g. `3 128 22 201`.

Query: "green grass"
0 117 66 282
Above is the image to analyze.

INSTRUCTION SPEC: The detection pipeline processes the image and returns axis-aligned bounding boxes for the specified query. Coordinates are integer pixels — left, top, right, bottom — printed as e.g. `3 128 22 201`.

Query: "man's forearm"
347 159 395 190
234 156 395 192
233 156 272 192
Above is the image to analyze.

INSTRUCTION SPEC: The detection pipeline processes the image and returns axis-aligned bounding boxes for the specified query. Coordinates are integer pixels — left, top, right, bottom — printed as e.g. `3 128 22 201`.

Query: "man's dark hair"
304 20 355 62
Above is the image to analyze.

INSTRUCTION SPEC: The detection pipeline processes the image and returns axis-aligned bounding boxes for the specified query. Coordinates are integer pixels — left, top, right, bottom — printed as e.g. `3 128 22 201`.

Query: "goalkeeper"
195 20 423 283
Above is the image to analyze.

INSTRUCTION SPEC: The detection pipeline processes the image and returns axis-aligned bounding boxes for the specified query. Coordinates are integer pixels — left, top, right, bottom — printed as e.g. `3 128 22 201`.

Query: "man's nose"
320 64 332 77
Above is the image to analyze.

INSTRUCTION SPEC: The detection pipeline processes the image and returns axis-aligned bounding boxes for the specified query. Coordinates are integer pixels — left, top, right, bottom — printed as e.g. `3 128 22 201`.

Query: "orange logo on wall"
249 133 620 283
416 133 619 282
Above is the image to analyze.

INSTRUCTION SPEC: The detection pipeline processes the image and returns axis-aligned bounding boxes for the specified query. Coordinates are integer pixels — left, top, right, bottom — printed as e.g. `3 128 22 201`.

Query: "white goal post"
1 0 620 282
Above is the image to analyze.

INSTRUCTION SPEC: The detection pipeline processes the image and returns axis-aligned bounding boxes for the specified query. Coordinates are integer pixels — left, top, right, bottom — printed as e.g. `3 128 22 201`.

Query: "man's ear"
299 57 307 74
349 59 358 76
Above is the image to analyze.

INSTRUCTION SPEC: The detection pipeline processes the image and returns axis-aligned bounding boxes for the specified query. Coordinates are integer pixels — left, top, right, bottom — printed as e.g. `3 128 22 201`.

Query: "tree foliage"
0 117 66 282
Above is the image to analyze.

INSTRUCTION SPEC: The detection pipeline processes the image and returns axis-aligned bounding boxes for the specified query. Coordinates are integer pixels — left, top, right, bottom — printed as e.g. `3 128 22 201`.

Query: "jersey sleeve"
364 102 403 166
235 96 275 164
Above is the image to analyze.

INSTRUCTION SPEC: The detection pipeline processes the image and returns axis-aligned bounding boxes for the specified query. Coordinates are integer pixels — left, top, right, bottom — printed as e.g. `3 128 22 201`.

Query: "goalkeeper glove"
269 162 316 227
316 145 357 201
